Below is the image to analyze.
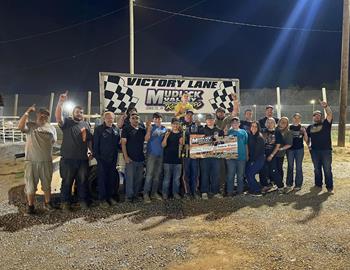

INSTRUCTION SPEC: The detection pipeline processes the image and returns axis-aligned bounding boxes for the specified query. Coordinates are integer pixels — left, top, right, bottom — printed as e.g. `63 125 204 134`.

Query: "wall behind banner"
1 88 349 123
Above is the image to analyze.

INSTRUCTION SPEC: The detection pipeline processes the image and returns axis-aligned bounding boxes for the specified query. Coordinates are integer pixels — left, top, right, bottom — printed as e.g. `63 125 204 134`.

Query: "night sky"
0 0 344 94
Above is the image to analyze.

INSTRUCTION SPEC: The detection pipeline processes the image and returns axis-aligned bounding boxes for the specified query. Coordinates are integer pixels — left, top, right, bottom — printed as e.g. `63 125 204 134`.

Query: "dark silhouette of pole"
338 0 350 147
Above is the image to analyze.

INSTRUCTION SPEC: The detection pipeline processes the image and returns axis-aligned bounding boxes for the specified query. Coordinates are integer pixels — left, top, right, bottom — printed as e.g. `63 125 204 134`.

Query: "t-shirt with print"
227 128 248 160
163 132 182 164
289 124 305 150
25 122 57 162
276 130 293 157
60 118 92 160
262 129 283 156
306 120 332 150
147 124 167 157
121 124 146 162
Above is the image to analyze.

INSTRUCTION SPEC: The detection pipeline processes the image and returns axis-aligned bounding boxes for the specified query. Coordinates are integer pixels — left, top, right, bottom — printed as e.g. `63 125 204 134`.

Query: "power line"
0 0 207 73
134 3 342 33
0 5 128 44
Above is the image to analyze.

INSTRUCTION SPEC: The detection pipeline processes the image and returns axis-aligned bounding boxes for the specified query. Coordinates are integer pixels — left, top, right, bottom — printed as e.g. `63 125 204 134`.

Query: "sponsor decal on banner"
189 134 238 159
100 73 239 113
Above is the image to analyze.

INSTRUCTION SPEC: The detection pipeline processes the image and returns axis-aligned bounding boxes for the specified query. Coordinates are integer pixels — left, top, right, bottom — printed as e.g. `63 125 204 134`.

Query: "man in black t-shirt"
180 109 202 199
55 91 93 211
258 105 279 132
306 100 334 192
121 113 147 202
240 109 253 132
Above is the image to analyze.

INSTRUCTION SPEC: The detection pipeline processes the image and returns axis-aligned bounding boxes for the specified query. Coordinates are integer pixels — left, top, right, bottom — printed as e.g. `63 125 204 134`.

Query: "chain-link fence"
1 88 349 123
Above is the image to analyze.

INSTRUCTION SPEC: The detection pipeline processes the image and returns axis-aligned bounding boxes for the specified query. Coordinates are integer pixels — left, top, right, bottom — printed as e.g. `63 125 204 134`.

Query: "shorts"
24 161 53 194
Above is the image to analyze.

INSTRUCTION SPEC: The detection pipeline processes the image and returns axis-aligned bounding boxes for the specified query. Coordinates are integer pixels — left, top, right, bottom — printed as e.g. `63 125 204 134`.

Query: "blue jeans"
310 149 333 189
200 158 220 194
245 156 265 193
286 148 304 188
162 163 182 197
97 159 118 201
59 158 89 203
183 158 199 195
144 154 163 195
226 159 246 194
261 156 283 188
125 161 144 199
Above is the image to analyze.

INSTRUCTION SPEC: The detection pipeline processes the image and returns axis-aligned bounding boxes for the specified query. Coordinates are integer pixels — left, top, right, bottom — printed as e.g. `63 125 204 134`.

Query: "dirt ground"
0 143 349 270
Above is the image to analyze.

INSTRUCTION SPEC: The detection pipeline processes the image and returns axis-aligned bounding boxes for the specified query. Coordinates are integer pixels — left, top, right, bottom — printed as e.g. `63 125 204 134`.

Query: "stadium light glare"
63 101 75 112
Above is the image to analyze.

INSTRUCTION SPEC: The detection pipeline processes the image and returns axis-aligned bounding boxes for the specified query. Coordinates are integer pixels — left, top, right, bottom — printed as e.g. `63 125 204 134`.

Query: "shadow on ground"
0 184 332 233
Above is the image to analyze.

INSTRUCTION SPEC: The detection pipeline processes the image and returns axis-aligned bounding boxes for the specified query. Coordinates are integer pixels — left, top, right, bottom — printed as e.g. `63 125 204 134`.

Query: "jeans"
144 154 163 195
245 155 265 193
226 159 246 194
276 156 285 186
125 161 144 199
261 156 283 188
310 149 333 189
97 159 118 201
200 158 220 194
183 158 199 195
162 163 182 197
59 158 89 203
286 148 304 188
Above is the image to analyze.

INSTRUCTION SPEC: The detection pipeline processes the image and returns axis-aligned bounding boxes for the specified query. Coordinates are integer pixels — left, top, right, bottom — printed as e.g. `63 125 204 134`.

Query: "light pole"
129 0 135 74
310 99 315 113
253 104 257 120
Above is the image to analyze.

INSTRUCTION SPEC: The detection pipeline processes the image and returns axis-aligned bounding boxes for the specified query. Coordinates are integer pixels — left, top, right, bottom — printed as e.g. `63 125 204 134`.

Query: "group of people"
19 91 334 214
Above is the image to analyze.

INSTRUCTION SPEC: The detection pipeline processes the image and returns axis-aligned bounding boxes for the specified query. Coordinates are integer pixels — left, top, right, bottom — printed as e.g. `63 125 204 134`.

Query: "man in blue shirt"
143 112 167 202
226 117 248 195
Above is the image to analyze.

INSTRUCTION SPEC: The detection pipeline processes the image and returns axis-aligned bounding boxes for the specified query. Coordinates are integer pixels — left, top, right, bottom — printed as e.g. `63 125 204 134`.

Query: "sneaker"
109 198 118 206
143 194 151 203
213 193 223 199
249 191 263 197
184 193 191 200
261 186 271 193
173 193 181 200
100 201 110 208
201 193 209 200
43 201 55 211
277 188 284 194
226 192 234 197
284 186 293 194
25 205 35 215
194 193 201 200
153 193 163 201
61 202 71 212
125 197 133 203
80 202 89 210
327 188 334 194
162 194 168 200
293 187 302 192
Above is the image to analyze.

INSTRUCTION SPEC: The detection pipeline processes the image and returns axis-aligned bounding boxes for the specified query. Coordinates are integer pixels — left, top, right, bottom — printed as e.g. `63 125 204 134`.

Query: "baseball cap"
38 108 50 116
205 114 215 120
265 105 274 110
216 107 226 113
171 117 179 124
313 110 322 116
185 109 194 115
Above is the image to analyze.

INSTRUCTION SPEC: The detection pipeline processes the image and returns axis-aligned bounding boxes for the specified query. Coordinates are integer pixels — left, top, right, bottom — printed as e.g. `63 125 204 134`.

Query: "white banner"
100 72 239 114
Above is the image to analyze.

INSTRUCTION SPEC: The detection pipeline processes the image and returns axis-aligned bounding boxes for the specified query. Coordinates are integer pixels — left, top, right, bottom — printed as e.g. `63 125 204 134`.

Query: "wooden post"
87 91 92 122
338 0 350 147
13 94 18 116
49 92 55 122
276 87 281 118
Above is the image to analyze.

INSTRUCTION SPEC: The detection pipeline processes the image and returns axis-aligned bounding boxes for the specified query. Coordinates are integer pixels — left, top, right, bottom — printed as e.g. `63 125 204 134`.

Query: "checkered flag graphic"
209 81 237 112
104 76 139 113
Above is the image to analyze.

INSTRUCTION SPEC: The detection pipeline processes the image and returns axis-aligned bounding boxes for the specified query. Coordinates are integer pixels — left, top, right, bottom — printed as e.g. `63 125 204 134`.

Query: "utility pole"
338 0 350 147
129 0 135 74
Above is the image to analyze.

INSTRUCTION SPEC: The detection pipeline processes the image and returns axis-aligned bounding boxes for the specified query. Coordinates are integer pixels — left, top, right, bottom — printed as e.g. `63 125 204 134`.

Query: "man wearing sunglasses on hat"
306 100 334 193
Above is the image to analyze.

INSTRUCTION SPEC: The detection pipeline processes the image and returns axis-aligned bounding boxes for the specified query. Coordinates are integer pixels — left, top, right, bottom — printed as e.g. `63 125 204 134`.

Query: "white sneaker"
213 193 223 199
284 186 293 194
202 193 208 200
